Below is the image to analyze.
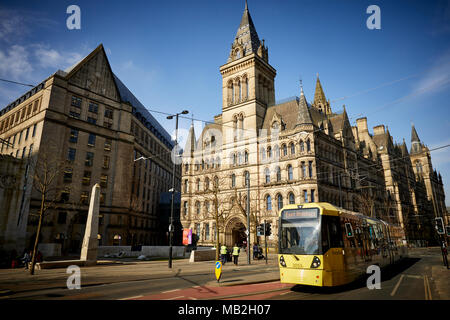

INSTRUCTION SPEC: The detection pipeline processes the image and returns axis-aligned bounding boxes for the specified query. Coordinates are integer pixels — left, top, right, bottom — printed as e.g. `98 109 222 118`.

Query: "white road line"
189 297 198 300
390 274 404 297
280 292 290 296
165 296 184 300
118 295 143 300
162 289 180 293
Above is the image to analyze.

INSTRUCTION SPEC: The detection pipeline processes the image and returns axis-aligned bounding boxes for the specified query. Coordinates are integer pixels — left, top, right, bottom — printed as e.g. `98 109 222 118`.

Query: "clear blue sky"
1 0 449 204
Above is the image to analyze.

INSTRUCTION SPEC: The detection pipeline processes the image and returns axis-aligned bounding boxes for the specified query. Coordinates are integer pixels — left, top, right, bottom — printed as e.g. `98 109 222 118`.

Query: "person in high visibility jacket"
232 244 240 265
220 245 228 265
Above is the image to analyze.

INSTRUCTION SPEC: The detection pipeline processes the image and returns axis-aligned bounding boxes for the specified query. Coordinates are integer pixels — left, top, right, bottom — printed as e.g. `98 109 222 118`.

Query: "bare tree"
356 187 376 218
29 143 66 275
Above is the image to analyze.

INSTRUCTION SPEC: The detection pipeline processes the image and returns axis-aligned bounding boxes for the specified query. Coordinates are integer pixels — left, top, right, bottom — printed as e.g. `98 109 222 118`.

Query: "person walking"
232 243 240 265
252 243 258 260
220 244 228 265
22 250 31 270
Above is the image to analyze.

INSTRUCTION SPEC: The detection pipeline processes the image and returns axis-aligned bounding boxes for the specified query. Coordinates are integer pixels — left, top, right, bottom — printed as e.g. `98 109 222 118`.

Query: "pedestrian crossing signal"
257 224 264 236
265 223 272 236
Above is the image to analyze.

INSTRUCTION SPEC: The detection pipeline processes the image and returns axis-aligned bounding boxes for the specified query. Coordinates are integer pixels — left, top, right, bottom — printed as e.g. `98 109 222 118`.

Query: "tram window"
345 223 354 238
322 216 344 253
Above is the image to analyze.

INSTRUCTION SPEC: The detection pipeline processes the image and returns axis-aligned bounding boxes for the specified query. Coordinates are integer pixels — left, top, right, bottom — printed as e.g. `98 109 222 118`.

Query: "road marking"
165 296 184 300
390 274 404 297
118 295 143 300
189 297 197 300
424 275 432 300
162 289 180 293
280 291 290 296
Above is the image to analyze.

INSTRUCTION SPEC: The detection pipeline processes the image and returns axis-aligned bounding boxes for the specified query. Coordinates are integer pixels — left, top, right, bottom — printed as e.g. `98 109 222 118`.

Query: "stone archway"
224 216 247 247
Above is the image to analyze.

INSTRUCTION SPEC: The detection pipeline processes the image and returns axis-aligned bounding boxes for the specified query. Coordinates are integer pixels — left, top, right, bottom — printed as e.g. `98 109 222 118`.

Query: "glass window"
288 165 293 180
87 117 97 125
69 111 81 118
28 143 33 157
265 168 270 183
32 123 37 137
231 174 236 188
104 108 114 119
304 190 308 203
69 128 78 143
266 195 272 210
308 161 313 177
283 144 287 156
277 194 283 210
85 152 94 166
67 148 76 161
103 155 110 169
88 134 96 146
88 102 98 113
63 167 73 183
290 143 295 155
289 193 295 204
104 139 112 151
57 212 67 224
276 167 281 181
81 191 89 205
25 127 29 140
71 96 82 107
82 171 91 185
100 174 108 188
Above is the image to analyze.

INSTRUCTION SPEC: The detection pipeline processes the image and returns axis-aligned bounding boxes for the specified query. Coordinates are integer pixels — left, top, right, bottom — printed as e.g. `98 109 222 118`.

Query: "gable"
66 46 119 101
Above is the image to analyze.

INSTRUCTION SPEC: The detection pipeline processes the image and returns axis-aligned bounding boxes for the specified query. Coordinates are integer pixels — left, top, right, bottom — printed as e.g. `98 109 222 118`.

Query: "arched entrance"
225 216 247 247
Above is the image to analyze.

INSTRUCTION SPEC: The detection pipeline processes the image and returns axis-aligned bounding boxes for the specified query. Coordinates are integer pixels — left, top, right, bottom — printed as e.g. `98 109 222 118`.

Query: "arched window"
238 80 242 102
289 192 295 204
244 151 249 164
267 147 272 158
233 153 237 166
290 143 295 155
306 139 311 152
183 201 188 215
265 168 270 183
282 144 287 156
205 177 210 190
205 200 210 213
277 194 283 210
232 82 235 104
275 145 280 158
231 174 236 188
261 147 266 160
196 179 200 191
216 156 221 168
195 201 201 215
244 171 250 186
184 163 189 173
246 78 249 99
238 152 242 165
300 140 304 152
276 166 281 181
416 161 423 173
288 164 293 181
214 176 219 188
266 195 272 210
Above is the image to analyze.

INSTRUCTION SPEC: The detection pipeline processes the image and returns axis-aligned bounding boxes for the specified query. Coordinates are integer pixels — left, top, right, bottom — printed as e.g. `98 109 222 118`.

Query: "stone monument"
80 183 100 265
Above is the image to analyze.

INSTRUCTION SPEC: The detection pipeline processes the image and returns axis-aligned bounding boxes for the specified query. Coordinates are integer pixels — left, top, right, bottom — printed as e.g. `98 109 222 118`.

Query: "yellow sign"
215 261 222 282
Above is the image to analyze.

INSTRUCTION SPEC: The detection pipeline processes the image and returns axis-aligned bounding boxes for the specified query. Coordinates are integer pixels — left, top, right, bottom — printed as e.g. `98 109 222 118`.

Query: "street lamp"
167 110 189 269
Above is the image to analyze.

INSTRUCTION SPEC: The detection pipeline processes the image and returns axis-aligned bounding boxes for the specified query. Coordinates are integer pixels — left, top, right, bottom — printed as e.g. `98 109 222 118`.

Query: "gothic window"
289 192 295 204
416 161 423 173
282 144 287 156
266 195 272 211
244 171 250 187
238 80 242 102
267 146 272 158
308 161 313 177
195 201 201 215
276 166 281 182
238 152 243 165
205 177 210 190
245 77 249 99
244 151 249 164
303 190 308 203
196 179 200 191
261 147 266 160
277 194 283 210
233 153 237 166
183 201 188 215
275 145 280 158
265 168 270 183
306 139 311 152
300 140 305 152
288 164 293 181
231 174 236 188
290 143 295 155
214 176 219 188
301 162 306 178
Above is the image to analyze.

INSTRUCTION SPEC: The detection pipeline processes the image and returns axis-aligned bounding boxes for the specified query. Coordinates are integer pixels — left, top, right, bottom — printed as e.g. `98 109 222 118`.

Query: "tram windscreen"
279 208 321 255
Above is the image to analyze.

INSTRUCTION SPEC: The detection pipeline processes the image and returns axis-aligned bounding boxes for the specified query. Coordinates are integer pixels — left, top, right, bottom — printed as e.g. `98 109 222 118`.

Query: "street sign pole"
246 175 250 265
264 220 268 264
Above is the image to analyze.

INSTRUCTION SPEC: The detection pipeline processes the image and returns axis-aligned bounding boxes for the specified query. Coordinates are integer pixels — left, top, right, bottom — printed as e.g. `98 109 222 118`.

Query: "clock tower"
219 1 276 144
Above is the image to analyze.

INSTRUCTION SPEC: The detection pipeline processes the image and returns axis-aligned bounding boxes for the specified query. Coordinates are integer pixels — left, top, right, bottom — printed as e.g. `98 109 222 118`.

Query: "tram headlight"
279 255 286 267
310 256 321 268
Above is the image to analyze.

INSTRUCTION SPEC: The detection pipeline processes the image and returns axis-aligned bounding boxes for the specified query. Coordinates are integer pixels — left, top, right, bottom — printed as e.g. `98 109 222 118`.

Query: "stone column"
80 183 100 264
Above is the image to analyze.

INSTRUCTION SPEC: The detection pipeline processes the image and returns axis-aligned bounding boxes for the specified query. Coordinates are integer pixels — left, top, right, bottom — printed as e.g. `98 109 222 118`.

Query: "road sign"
215 261 222 282
245 230 249 236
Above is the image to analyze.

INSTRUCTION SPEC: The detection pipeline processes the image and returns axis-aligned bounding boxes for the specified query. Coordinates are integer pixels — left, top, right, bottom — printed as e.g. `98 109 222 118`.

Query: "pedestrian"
22 250 31 270
220 244 228 265
232 243 240 265
253 243 258 260
442 241 448 269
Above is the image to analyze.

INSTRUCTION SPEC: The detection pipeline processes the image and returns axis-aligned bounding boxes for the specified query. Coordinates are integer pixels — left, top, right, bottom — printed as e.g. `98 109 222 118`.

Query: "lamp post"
167 110 189 268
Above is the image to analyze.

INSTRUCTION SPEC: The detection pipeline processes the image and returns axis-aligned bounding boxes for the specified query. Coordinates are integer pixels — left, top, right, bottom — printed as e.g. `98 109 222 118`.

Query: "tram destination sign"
282 208 319 219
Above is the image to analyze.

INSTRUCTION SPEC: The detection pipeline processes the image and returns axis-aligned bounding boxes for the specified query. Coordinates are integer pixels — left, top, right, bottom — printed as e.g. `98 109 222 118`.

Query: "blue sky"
0 0 449 204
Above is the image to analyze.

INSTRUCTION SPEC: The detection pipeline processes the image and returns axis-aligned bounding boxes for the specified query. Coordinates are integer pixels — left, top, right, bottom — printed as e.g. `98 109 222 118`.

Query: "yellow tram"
278 203 407 287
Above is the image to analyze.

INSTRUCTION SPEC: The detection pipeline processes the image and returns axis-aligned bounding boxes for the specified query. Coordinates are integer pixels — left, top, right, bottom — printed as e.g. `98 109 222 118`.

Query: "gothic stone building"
0 44 181 254
180 5 447 249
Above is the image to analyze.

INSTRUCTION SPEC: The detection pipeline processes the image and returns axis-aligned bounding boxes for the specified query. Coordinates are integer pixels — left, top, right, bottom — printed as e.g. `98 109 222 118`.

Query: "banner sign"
182 228 192 245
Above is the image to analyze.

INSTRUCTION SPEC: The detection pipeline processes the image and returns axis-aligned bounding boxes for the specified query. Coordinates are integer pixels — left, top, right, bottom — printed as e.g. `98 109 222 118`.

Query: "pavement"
0 252 280 297
0 247 448 300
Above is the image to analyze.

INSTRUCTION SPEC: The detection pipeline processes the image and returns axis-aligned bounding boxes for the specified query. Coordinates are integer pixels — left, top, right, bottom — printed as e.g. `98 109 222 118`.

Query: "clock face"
0 174 17 189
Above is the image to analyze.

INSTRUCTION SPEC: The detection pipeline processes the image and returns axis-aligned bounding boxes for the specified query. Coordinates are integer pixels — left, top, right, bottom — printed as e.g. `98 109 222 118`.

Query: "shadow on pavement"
290 257 421 295
174 268 218 294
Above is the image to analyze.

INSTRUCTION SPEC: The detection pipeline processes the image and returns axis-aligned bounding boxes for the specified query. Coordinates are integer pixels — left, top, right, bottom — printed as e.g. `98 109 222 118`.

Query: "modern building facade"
180 4 447 249
0 45 181 255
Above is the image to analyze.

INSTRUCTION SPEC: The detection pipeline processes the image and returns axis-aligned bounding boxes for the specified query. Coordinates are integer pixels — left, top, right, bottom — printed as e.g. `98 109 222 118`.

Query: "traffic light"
446 226 450 237
265 223 272 236
345 223 354 237
257 224 264 236
435 217 445 235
